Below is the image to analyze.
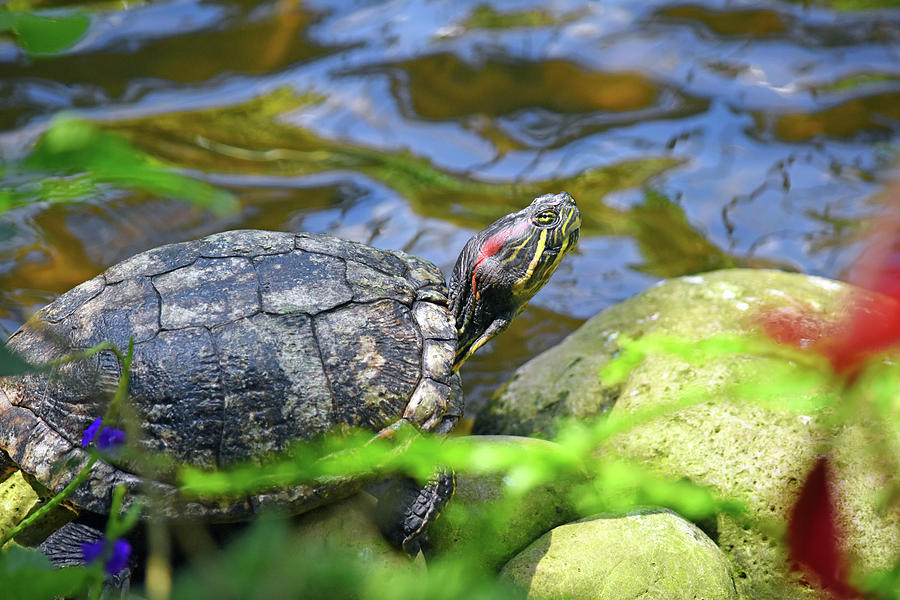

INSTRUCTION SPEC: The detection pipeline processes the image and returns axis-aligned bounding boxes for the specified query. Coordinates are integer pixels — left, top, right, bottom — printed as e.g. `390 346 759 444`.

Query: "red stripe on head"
471 219 530 298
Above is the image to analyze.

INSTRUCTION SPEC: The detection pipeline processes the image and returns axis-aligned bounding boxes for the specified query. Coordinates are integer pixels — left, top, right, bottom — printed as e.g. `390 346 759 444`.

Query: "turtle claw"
374 469 456 556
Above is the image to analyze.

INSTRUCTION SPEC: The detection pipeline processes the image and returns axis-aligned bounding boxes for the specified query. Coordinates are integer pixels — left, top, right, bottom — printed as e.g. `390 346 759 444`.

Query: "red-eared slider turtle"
0 192 580 569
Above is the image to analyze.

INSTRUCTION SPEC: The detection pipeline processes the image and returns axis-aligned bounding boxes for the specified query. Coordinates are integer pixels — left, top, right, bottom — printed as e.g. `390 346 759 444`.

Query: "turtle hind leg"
373 469 456 557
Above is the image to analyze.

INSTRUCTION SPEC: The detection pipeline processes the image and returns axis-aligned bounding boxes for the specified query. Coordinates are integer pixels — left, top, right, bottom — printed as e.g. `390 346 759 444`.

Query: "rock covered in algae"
501 508 742 600
478 269 900 599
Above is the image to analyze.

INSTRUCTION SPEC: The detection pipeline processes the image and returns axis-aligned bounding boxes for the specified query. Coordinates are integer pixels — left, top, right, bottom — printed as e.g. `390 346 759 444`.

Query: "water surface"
1 0 898 419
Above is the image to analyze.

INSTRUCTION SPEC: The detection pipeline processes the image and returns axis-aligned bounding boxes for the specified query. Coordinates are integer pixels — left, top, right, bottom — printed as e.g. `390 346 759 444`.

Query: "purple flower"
97 427 126 449
106 539 131 574
81 539 104 563
81 537 131 575
81 417 126 450
81 417 102 448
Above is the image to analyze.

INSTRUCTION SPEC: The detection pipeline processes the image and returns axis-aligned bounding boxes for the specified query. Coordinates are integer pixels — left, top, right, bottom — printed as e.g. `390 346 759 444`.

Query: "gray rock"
501 508 742 600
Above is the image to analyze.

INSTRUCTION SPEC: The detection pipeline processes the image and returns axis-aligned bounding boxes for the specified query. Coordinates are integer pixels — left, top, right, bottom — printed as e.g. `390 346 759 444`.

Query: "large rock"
478 269 900 599
501 508 743 600
428 436 581 570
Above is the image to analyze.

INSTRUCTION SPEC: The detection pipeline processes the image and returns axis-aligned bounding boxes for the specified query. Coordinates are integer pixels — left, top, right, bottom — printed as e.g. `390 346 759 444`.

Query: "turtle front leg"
373 468 456 557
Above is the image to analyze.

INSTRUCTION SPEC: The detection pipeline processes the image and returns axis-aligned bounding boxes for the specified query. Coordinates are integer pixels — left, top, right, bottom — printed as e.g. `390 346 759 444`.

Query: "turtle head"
449 191 581 369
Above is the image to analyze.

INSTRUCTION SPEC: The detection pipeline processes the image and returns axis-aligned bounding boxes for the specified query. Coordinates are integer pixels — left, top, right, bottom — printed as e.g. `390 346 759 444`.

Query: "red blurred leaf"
787 457 858 599
828 217 900 376
823 293 900 377
758 195 900 380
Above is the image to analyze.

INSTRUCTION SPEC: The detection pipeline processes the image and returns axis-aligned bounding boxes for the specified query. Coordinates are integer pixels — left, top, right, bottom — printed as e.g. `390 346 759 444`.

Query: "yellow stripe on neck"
513 229 548 293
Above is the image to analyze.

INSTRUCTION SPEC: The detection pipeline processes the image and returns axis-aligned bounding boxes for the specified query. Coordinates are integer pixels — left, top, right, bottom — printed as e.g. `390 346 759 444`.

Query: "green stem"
105 338 133 423
0 455 98 547
45 340 124 370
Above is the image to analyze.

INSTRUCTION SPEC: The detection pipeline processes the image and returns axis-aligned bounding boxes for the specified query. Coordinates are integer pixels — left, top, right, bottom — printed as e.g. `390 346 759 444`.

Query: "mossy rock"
478 269 900 599
428 435 582 570
501 508 743 600
0 471 75 548
0 471 41 545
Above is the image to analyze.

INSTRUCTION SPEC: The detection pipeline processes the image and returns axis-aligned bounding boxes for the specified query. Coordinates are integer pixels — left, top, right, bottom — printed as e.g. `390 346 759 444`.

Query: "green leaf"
0 545 91 599
4 117 238 216
573 459 747 521
11 12 89 54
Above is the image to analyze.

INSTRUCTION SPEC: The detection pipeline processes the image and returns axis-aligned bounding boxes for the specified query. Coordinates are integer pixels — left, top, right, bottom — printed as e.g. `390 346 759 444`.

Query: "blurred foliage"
0 6 89 54
600 330 900 600
0 118 238 215
0 345 33 377
0 311 898 598
0 545 91 599
168 515 524 600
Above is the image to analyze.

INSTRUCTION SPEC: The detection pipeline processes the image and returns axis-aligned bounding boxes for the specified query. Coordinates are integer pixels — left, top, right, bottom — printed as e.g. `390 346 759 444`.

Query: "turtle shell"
0 230 461 521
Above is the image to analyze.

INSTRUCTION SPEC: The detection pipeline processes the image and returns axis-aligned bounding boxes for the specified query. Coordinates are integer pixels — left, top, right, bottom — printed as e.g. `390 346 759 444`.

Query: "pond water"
1 0 899 420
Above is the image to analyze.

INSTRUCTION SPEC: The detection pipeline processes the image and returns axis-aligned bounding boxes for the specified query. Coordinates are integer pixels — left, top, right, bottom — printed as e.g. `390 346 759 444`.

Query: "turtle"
0 191 581 571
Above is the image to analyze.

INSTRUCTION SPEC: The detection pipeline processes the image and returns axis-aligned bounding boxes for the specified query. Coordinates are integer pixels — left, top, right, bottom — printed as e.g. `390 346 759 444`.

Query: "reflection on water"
0 0 898 415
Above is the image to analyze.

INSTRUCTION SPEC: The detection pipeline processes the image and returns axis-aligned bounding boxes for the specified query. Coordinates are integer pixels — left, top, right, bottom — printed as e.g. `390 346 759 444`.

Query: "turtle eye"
534 209 558 227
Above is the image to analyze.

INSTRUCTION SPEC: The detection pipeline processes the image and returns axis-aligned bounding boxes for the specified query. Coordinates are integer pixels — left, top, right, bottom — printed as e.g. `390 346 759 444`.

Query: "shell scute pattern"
1 230 460 518
103 241 199 284
42 276 106 324
128 326 223 475
95 278 160 347
254 251 352 315
295 232 409 277
315 299 422 431
211 311 333 465
154 256 259 330
346 260 416 305
198 230 295 259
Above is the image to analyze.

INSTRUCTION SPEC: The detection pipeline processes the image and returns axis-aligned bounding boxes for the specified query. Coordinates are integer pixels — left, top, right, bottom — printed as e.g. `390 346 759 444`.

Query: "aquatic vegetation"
0 118 237 215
